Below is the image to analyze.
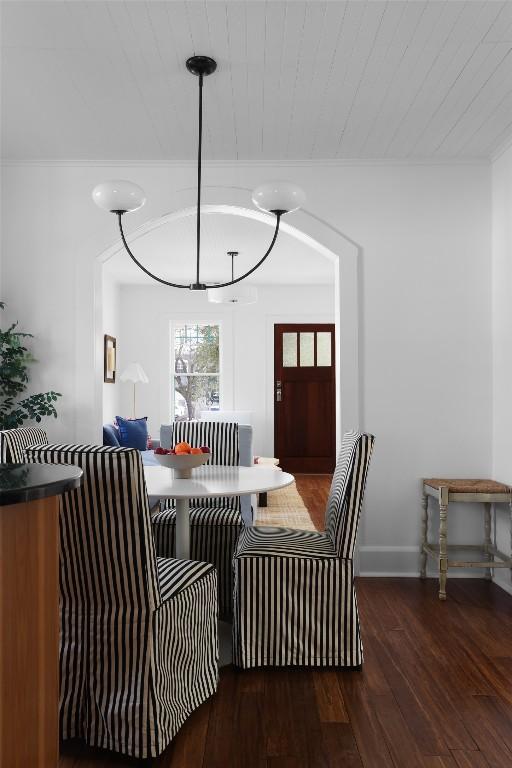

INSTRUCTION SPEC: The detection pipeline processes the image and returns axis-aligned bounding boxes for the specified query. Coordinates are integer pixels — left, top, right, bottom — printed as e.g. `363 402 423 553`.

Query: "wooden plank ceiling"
1 0 512 161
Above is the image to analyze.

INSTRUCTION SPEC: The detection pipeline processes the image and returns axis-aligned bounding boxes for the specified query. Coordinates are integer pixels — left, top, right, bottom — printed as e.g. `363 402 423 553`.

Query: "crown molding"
0 156 490 169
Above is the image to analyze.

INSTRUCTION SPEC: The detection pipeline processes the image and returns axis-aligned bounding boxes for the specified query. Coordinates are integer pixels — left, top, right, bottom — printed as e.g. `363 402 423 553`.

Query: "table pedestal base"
175 497 190 559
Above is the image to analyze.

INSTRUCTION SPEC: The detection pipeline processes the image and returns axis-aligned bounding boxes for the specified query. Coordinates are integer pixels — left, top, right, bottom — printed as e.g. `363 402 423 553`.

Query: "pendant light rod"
93 54 305 291
211 214 281 288
195 72 204 290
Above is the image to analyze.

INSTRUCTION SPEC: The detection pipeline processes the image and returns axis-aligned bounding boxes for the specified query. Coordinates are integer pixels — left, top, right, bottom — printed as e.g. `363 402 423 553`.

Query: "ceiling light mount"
92 55 305 290
185 55 217 77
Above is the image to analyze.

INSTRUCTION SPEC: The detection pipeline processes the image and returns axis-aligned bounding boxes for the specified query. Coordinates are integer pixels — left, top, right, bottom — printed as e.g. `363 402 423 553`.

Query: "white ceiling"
103 210 335 285
2 0 512 162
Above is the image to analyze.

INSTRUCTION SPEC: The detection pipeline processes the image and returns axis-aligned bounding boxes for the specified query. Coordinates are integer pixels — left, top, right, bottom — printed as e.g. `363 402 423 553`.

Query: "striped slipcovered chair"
152 421 242 617
233 430 374 669
0 426 48 462
25 443 218 759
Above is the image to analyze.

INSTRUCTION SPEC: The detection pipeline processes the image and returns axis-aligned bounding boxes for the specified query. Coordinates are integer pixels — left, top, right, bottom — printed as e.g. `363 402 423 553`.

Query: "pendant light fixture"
207 251 258 305
92 55 305 291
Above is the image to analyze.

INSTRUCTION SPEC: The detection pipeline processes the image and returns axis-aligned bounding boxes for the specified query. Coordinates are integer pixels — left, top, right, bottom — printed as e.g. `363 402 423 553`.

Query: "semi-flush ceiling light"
92 55 305 291
207 251 258 305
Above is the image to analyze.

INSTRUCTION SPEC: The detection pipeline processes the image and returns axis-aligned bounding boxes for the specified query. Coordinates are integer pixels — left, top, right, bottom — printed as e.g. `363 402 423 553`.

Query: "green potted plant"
0 302 61 430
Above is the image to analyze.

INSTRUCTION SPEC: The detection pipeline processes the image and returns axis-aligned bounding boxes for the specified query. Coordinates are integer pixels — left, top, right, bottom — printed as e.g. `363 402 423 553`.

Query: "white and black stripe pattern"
235 526 337 559
325 431 374 558
232 431 374 669
156 556 214 601
171 421 240 509
152 505 241 617
233 556 361 667
153 421 242 616
25 443 218 759
0 426 48 462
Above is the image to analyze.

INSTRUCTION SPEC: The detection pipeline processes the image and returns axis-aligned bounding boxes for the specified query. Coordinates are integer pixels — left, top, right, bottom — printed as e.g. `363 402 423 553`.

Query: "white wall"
492 144 512 594
101 269 120 425
115 283 334 456
0 161 492 575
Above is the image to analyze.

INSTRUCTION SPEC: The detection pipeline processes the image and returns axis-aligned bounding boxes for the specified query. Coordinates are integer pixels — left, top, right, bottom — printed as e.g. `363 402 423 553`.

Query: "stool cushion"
424 478 510 494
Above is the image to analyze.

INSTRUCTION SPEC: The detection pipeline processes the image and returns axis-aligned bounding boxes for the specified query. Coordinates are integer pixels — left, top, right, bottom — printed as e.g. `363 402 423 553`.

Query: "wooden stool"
254 457 280 507
421 478 512 600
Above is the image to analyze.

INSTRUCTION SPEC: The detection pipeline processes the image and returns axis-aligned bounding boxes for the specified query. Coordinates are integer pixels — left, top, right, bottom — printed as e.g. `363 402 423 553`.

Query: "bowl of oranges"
153 442 211 478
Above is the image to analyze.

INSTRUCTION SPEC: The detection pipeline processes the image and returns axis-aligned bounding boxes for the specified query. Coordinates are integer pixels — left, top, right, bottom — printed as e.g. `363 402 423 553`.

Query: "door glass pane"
283 333 297 367
300 332 314 366
317 332 331 366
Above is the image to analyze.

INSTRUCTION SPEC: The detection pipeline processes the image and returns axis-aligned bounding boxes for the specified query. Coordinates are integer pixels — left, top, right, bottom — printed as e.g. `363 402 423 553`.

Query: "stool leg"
484 502 492 581
420 490 428 579
439 486 449 600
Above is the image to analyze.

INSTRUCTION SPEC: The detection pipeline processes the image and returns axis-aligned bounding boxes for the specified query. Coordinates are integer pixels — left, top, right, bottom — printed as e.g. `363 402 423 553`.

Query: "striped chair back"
0 426 48 462
172 421 240 510
25 443 161 612
325 431 375 558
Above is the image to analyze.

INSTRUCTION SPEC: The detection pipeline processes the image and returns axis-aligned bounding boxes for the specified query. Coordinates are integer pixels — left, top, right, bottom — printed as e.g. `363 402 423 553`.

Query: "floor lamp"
120 363 149 419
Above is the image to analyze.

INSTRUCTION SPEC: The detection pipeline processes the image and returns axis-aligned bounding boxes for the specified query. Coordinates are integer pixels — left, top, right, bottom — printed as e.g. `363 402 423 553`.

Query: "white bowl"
153 451 210 478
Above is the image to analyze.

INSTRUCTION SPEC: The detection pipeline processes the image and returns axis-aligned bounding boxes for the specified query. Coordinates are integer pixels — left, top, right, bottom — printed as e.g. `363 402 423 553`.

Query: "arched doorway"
85 186 362 453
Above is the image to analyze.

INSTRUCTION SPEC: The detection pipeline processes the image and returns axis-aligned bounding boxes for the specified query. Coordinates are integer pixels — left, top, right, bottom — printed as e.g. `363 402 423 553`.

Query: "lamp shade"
92 180 146 213
119 363 149 383
207 285 258 305
252 181 305 214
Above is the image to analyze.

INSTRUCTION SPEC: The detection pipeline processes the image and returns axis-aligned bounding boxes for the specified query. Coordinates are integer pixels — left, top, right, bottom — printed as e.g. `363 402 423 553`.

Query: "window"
172 323 220 421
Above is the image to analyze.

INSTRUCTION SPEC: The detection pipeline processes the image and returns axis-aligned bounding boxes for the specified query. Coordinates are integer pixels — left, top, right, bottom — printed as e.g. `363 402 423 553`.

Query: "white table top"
144 464 294 500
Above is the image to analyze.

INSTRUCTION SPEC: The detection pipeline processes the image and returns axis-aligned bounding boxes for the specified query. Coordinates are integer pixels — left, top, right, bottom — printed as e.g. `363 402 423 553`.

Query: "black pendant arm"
211 214 282 288
117 213 189 289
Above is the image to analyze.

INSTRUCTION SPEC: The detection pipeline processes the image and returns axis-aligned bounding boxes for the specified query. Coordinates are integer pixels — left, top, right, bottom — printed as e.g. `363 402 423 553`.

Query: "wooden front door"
274 323 336 473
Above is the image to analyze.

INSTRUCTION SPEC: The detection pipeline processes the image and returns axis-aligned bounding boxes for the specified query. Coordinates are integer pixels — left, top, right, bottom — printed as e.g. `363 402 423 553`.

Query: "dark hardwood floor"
59 475 512 768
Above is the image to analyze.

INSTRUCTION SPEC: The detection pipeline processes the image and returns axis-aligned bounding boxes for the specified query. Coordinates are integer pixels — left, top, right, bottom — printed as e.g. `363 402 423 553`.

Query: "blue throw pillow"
116 416 148 451
103 424 120 447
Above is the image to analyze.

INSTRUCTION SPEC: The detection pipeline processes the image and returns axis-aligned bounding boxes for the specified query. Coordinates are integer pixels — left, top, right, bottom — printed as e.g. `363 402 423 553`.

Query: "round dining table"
144 463 294 558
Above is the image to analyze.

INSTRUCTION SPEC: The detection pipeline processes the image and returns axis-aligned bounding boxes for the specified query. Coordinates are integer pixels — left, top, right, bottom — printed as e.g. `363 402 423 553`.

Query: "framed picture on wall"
104 335 116 383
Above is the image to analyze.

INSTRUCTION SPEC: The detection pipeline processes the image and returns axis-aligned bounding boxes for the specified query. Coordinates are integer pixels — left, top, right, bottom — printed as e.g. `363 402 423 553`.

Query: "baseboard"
357 545 495 578
358 572 491 579
358 545 421 576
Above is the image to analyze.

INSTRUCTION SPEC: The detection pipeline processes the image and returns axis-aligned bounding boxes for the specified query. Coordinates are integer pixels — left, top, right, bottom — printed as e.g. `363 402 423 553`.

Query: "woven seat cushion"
156 557 215 602
235 525 337 560
424 478 511 494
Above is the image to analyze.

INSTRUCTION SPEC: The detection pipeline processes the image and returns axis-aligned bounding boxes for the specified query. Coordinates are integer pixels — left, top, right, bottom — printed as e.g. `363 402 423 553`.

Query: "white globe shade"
252 181 305 214
207 285 258 305
92 180 146 213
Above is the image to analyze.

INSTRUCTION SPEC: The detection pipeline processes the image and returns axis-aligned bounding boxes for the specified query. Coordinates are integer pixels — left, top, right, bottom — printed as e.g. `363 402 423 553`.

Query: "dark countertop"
0 463 83 506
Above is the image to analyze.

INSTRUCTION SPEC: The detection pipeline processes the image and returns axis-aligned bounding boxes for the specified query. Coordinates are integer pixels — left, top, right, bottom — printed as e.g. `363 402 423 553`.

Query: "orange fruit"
190 447 202 455
175 441 191 452
175 447 190 455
